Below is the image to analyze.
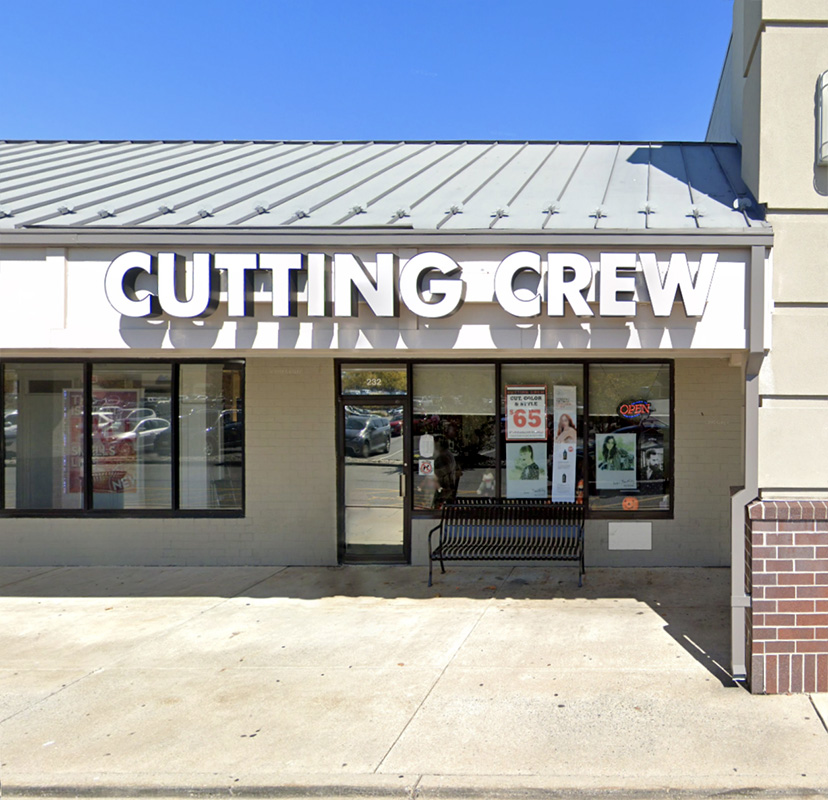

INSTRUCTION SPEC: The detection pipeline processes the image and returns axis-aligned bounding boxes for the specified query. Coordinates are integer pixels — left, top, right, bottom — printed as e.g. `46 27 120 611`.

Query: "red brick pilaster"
747 501 828 694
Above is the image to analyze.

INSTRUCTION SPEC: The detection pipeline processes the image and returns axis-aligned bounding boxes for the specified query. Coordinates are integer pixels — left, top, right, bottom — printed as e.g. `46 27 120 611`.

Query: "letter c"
104 251 161 318
494 251 542 317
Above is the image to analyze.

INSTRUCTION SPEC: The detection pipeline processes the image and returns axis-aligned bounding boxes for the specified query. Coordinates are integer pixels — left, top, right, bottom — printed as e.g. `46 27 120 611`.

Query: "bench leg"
428 557 433 587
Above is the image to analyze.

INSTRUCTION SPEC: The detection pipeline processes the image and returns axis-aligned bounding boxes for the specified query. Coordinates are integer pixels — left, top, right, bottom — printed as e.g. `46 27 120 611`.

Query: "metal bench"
427 497 585 587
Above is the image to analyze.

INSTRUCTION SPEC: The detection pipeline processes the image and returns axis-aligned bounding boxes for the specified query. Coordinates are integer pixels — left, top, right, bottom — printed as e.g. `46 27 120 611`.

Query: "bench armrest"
428 520 443 552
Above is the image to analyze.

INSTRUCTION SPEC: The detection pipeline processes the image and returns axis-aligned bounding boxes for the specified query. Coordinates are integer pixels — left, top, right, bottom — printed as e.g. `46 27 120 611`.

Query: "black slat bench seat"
428 497 585 587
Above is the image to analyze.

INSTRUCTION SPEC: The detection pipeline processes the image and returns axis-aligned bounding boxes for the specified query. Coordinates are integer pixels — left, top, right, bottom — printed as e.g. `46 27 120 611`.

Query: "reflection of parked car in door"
344 415 391 458
112 417 171 456
4 411 17 455
205 410 243 459
389 410 403 436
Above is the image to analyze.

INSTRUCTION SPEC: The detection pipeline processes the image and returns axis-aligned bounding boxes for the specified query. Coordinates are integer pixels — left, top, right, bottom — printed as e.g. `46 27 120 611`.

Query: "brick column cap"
748 500 828 521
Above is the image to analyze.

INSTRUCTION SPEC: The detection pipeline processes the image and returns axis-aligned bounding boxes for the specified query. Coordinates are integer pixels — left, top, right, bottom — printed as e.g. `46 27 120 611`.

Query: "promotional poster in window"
65 389 141 496
506 441 547 499
505 385 548 499
596 433 637 489
552 386 577 502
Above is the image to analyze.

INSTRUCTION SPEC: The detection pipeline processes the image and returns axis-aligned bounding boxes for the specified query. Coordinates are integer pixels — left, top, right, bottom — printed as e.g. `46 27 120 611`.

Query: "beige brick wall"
245 357 337 565
0 357 338 567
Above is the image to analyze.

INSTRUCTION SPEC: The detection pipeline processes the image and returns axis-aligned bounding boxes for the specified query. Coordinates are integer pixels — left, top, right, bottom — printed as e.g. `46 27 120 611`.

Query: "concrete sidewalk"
1 565 827 799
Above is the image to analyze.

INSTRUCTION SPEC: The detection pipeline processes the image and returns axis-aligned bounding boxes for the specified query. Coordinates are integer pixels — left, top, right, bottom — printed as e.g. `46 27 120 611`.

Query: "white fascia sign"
104 250 718 320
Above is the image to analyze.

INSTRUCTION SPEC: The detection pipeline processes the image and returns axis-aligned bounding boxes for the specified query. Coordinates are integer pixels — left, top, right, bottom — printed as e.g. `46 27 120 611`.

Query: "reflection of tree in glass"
342 370 406 394
589 365 670 416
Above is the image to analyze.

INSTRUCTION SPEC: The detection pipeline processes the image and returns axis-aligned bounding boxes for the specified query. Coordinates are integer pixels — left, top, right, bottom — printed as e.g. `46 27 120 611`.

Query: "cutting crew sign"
104 250 718 320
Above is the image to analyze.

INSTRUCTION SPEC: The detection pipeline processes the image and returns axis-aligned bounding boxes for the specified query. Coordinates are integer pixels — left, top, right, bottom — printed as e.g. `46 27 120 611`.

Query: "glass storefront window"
501 365 585 503
588 363 671 513
412 364 496 510
91 365 173 510
179 363 243 510
0 360 245 516
399 360 671 516
4 364 85 510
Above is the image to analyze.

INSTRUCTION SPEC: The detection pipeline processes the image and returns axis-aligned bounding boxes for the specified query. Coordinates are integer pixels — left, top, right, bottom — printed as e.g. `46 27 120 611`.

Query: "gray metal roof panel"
510 144 587 229
353 143 479 223
0 140 767 233
6 141 266 225
682 144 760 228
105 142 333 226
0 142 191 193
274 143 440 227
543 144 620 230
186 142 402 227
594 143 649 230
5 144 228 223
220 142 422 227
426 143 531 229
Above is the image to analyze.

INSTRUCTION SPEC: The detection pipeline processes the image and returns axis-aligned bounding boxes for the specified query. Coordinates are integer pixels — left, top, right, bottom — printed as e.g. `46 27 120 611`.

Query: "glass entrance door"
342 401 406 560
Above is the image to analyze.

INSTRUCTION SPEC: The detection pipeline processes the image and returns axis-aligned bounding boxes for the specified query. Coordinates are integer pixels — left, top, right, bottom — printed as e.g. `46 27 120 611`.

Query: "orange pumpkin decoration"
622 496 639 512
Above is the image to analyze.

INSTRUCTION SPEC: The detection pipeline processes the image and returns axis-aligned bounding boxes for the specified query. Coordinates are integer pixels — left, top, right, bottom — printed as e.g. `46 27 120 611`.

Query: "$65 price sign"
505 385 548 441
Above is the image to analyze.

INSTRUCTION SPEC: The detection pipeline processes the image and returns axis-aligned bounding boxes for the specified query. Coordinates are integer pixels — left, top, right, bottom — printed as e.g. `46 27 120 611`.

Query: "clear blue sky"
1 1 734 143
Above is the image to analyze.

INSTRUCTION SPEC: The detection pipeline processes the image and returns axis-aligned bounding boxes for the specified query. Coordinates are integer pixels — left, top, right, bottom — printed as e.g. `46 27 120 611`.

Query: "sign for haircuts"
505 385 547 441
104 249 721 321
505 385 552 500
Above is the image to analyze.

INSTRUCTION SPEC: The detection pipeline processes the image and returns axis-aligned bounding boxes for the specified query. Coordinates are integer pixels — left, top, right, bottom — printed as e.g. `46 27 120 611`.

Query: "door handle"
399 472 406 498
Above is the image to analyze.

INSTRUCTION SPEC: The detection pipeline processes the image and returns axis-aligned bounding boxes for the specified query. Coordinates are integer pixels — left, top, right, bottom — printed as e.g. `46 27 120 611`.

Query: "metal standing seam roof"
0 140 767 232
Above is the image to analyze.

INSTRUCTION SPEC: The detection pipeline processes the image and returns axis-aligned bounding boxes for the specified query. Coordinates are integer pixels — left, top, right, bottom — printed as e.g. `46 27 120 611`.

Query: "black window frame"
338 357 674 521
0 358 245 519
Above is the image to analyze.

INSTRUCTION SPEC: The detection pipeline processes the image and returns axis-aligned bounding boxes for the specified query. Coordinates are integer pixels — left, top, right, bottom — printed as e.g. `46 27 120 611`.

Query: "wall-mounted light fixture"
818 71 828 165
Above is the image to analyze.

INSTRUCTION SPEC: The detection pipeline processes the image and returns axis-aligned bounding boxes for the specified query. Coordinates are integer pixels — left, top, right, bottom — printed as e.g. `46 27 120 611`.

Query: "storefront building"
0 137 771 680
2 1 827 695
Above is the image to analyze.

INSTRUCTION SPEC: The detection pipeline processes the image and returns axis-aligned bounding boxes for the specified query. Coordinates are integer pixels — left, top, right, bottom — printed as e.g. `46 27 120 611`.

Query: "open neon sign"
618 400 651 419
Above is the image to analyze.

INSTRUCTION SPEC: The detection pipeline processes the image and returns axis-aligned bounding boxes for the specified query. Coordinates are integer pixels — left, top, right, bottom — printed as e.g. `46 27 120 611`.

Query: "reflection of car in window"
151 409 243 460
122 407 157 428
97 405 125 421
112 417 171 456
614 417 668 434
205 410 243 459
4 411 17 455
344 415 391 458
